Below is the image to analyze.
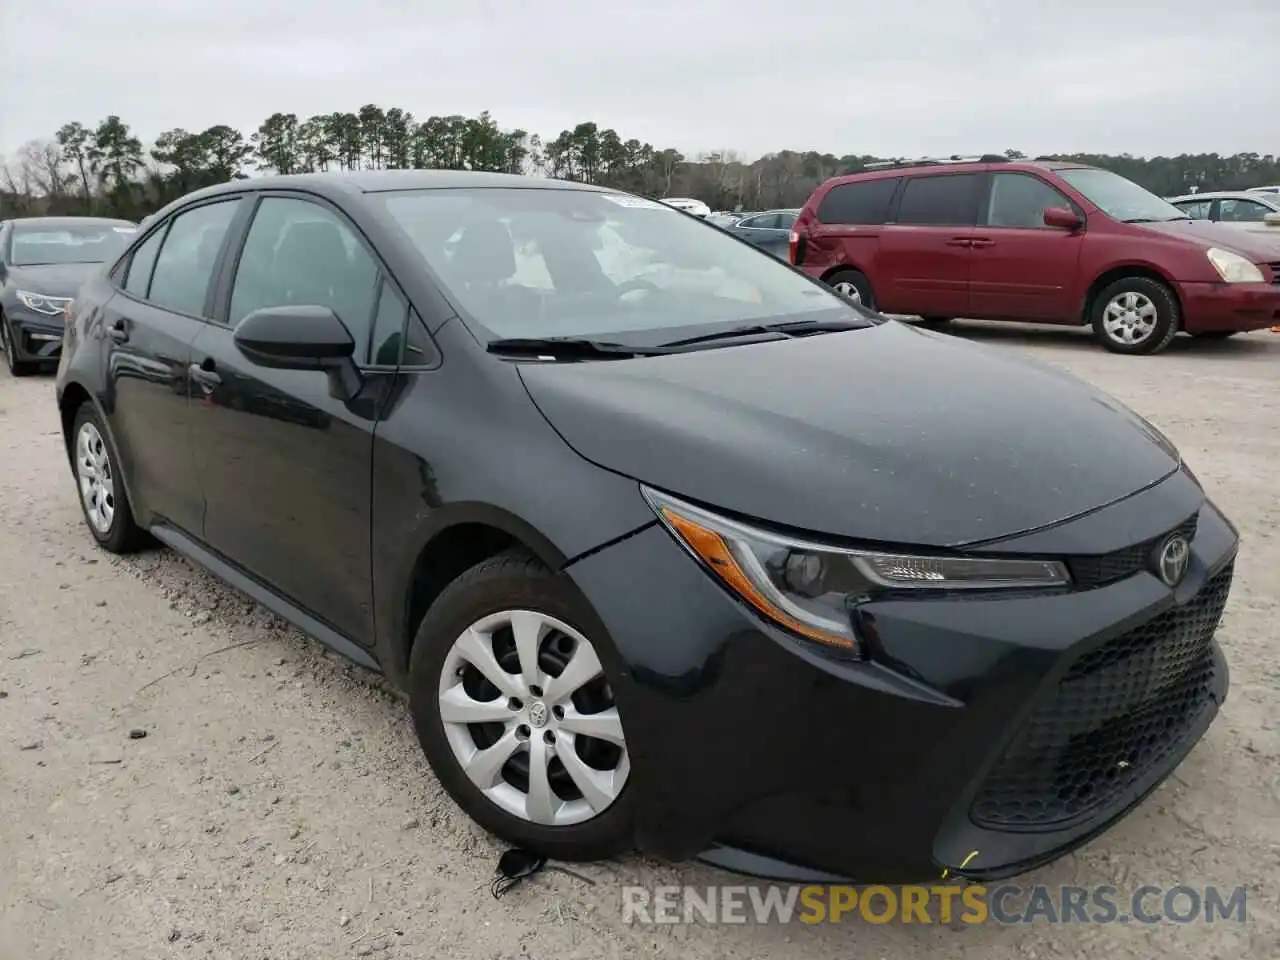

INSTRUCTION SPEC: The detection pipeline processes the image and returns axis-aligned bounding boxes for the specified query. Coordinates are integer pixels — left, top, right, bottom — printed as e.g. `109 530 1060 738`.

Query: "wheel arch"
386 503 572 683
1083 263 1183 325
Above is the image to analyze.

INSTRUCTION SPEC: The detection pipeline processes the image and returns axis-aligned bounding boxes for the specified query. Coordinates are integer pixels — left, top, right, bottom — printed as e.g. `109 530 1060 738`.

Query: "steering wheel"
615 278 661 299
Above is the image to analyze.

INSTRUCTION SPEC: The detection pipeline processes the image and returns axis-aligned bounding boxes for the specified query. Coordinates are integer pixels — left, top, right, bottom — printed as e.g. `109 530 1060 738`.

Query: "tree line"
3 106 1279 220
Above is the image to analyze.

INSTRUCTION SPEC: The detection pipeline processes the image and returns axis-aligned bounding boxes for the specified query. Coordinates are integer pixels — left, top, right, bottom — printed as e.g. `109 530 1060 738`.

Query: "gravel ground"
2 322 1279 960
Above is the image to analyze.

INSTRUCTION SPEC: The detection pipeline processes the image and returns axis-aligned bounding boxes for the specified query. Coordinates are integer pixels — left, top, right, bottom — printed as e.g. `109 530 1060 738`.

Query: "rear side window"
124 227 165 297
816 178 899 225
1174 199 1212 219
895 174 980 226
739 213 780 229
147 200 240 316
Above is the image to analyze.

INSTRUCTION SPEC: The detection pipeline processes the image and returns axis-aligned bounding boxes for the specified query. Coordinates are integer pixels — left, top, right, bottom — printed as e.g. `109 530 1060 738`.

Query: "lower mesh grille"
970 563 1232 830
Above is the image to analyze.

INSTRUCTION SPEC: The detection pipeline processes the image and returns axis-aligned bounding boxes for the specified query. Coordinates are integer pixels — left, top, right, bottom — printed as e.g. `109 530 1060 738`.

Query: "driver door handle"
107 318 129 342
945 237 973 247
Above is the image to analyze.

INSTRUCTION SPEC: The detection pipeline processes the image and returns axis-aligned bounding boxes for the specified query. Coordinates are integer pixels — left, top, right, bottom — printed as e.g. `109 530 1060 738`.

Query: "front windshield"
378 188 857 342
1058 169 1189 223
10 221 137 266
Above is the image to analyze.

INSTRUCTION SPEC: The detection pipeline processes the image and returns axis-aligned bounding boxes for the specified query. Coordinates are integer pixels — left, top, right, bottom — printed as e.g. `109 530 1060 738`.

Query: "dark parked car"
724 208 801 259
790 155 1280 353
1 216 137 374
57 171 1237 883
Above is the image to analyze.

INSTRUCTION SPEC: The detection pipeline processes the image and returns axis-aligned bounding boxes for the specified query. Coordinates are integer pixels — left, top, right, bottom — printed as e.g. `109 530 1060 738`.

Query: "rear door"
99 197 244 535
188 192 395 646
967 172 1086 323
875 172 980 317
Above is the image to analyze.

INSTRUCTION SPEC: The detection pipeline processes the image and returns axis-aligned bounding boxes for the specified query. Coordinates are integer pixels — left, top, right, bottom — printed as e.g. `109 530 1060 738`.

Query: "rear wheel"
70 403 145 553
1 315 38 376
408 549 634 861
1089 276 1180 355
825 269 875 310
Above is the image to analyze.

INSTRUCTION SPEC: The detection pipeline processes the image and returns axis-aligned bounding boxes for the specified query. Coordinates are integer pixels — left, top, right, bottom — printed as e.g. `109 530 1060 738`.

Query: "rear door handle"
970 238 995 248
189 360 221 388
107 318 128 342
945 238 973 247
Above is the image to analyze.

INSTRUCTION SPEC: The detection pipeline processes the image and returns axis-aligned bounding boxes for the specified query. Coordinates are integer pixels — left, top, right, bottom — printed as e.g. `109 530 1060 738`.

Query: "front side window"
739 214 779 229
9 220 137 267
378 188 857 342
147 200 240 316
368 280 408 366
1173 199 1213 219
228 197 380 339
895 174 980 226
985 173 1075 228
1057 169 1188 223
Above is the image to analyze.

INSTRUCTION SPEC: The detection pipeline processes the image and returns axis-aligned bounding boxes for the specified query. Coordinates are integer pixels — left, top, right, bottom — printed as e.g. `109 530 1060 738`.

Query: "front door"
189 193 394 645
101 197 243 534
874 172 980 317
967 172 1085 323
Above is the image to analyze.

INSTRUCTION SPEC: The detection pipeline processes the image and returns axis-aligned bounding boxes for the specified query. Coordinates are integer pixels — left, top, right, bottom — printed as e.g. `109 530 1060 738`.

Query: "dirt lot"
2 322 1279 960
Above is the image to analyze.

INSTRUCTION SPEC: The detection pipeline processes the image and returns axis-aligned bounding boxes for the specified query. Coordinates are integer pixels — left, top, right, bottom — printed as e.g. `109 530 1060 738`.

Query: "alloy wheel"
833 281 863 304
75 421 116 534
1102 292 1158 346
437 609 629 827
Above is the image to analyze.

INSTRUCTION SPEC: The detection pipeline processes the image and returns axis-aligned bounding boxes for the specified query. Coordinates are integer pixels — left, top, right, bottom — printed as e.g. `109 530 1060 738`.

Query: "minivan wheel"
408 548 634 860
826 269 875 309
1089 277 1179 355
70 403 145 553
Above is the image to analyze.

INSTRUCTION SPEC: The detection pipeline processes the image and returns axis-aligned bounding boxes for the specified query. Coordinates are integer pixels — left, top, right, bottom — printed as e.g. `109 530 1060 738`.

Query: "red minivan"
790 156 1280 354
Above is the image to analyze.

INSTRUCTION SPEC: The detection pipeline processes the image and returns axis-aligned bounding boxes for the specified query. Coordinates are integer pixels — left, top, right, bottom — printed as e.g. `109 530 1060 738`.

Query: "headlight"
1205 248 1263 283
16 290 74 317
643 487 1071 654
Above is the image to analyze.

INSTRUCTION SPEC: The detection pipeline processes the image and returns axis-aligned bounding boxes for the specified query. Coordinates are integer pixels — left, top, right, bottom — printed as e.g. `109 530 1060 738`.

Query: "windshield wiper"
486 337 671 359
659 317 867 348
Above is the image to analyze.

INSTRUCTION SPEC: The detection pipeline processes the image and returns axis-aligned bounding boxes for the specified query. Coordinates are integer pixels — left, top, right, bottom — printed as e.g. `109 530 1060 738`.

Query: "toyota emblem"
1157 534 1190 587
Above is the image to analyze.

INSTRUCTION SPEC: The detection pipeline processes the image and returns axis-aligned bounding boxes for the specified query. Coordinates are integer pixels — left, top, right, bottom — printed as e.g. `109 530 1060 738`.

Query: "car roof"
8 215 137 228
1168 190 1279 204
820 158 1098 188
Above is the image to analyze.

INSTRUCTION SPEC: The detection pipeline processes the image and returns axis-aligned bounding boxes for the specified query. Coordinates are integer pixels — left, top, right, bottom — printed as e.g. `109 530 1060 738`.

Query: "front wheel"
1 316 38 376
825 269 876 310
1089 277 1180 355
408 549 634 861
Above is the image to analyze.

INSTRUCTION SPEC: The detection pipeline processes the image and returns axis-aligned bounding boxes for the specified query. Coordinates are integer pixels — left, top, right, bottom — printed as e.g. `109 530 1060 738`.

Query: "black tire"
1 315 38 377
69 402 145 553
1089 276 1180 355
407 548 635 861
825 269 876 310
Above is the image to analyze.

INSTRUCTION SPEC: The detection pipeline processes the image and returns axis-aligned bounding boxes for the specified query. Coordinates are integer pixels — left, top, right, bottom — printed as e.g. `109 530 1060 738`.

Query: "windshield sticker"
600 195 667 210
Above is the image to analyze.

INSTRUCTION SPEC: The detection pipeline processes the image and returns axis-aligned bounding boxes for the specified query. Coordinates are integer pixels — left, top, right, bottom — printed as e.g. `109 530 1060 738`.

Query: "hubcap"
75 421 115 534
833 281 863 304
438 609 629 827
1102 292 1158 344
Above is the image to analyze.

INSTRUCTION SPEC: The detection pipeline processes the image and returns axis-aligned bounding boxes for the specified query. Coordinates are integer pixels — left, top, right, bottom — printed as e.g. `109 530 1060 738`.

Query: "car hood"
5 262 103 298
518 322 1182 547
1139 220 1280 260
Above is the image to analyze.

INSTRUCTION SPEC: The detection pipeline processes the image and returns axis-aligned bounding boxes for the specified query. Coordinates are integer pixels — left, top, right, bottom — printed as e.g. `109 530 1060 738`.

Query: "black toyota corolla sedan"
1 216 137 375
55 170 1236 883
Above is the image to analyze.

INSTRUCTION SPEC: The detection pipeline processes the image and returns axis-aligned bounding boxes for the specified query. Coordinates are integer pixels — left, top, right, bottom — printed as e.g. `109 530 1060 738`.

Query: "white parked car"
659 197 712 218
1167 190 1280 227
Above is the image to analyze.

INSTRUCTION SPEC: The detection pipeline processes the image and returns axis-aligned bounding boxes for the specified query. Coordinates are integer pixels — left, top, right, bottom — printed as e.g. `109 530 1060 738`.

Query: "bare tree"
17 140 67 198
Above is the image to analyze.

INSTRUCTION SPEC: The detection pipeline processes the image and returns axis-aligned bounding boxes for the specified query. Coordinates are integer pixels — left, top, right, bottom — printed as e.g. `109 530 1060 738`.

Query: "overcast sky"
2 0 1277 162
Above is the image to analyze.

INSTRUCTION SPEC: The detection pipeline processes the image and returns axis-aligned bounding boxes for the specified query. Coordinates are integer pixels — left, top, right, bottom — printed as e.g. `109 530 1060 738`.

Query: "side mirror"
234 304 361 400
1264 212 1280 226
1043 206 1083 230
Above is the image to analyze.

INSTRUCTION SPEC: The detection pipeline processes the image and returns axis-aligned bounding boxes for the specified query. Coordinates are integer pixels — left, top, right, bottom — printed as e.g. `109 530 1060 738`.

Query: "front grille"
1067 516 1197 589
970 563 1232 831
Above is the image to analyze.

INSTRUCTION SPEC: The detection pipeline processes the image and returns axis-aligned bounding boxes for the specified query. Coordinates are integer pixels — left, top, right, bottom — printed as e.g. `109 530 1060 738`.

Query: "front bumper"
5 312 64 361
1175 280 1280 333
566 470 1236 883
